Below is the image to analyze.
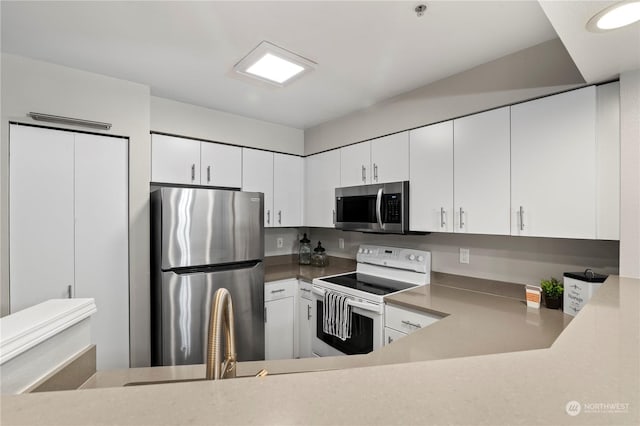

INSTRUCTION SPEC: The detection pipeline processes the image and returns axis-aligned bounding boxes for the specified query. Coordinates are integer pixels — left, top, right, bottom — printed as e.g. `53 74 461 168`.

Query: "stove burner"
320 272 416 296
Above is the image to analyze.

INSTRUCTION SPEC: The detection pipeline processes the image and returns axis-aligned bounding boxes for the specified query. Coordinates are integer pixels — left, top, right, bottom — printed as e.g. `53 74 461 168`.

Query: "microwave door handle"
376 187 384 229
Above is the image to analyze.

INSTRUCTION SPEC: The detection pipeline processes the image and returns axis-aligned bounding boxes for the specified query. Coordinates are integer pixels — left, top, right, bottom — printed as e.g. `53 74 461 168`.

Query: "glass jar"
311 241 328 267
298 233 311 265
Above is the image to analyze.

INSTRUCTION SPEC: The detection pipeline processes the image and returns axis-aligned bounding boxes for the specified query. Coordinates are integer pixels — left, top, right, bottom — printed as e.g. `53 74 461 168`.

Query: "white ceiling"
539 1 640 83
2 1 560 129
1 1 640 128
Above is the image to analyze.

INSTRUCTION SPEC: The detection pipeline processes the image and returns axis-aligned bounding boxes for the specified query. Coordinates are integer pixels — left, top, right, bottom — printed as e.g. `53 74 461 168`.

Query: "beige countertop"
2 274 638 425
264 254 356 283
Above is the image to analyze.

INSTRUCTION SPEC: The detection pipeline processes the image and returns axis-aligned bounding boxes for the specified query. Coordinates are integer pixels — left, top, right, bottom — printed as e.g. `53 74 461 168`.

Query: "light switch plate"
459 248 470 264
338 238 345 249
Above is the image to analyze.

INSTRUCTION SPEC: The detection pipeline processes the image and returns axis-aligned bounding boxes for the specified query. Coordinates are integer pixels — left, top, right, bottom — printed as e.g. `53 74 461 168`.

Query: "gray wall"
305 228 619 287
304 39 585 155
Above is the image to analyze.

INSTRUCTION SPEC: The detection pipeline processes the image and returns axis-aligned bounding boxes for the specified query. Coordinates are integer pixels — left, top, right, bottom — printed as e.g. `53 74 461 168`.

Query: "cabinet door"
454 107 511 235
151 134 201 185
265 297 295 360
511 86 596 239
384 327 407 346
74 133 130 370
370 132 409 183
297 297 313 358
305 150 341 227
242 148 274 227
200 142 242 188
409 122 454 232
273 154 303 227
340 141 371 186
9 125 75 313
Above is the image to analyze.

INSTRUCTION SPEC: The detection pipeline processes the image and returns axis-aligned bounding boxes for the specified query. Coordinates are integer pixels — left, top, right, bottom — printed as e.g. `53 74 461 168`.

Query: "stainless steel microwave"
335 181 409 234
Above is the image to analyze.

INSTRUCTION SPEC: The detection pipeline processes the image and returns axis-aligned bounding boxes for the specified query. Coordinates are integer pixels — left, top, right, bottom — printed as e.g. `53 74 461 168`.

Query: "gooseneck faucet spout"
206 288 237 380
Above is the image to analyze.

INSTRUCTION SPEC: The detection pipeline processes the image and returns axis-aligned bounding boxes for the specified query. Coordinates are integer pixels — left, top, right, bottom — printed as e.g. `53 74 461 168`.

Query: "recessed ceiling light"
587 0 640 32
234 41 316 87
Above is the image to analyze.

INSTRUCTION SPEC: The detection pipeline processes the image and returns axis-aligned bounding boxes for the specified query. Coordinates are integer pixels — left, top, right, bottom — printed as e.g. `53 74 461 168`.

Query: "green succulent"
540 277 563 298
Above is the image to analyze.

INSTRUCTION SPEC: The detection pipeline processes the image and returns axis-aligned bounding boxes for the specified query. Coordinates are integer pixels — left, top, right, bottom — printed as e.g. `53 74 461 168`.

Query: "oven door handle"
312 286 383 314
375 187 384 230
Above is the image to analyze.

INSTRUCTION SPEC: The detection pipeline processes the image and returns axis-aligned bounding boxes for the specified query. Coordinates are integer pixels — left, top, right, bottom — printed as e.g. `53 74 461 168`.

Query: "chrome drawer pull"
401 320 421 328
271 289 285 294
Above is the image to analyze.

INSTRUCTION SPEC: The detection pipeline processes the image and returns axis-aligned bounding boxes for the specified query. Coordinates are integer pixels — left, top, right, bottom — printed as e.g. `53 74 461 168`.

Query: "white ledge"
0 299 97 365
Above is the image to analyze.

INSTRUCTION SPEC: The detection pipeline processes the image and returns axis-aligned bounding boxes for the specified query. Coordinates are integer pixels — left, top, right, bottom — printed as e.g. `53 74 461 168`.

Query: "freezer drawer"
153 187 264 269
153 262 265 366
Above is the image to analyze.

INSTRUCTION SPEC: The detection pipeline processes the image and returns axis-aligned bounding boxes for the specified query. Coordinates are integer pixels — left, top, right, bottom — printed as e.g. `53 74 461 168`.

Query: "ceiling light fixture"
587 0 640 32
234 41 316 87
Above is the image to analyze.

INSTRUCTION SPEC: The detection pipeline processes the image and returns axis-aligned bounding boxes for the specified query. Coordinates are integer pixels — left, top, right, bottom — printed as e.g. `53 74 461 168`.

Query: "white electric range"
311 245 431 357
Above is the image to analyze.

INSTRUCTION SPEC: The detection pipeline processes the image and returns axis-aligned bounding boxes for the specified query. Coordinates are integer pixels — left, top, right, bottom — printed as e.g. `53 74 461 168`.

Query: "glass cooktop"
320 272 416 296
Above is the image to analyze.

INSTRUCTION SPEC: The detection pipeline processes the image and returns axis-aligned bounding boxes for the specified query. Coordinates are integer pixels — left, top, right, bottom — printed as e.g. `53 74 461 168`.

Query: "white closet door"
274 153 303 227
242 148 274 227
74 133 129 370
9 125 75 313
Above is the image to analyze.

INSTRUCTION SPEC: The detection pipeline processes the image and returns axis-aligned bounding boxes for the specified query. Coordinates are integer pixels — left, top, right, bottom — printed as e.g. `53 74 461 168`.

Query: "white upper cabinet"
274 153 303 227
511 86 597 239
370 132 409 183
340 141 371 187
453 107 511 235
242 148 274 227
200 142 242 188
409 121 454 232
151 134 201 185
339 132 409 187
305 150 341 228
152 134 242 188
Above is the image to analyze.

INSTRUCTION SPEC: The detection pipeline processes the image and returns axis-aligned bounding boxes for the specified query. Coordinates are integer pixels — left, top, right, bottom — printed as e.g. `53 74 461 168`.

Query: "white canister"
563 270 607 316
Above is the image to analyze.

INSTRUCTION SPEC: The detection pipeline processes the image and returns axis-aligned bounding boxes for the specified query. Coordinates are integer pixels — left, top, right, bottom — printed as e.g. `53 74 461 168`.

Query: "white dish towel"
323 290 352 341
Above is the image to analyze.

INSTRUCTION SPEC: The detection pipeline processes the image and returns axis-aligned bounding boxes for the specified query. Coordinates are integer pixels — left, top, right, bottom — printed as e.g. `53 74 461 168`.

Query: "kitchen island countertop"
2 269 638 424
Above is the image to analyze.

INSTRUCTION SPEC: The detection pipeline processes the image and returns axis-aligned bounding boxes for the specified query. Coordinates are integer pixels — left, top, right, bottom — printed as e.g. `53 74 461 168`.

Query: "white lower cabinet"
264 280 297 360
383 304 441 346
9 124 129 370
297 281 314 358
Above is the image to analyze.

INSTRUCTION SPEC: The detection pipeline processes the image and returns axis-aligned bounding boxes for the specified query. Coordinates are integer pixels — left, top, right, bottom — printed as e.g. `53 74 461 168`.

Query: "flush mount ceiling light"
587 0 640 32
233 41 316 87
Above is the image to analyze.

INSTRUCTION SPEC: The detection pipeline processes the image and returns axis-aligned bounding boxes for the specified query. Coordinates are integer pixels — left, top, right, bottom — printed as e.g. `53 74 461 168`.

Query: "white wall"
619 70 640 278
304 39 585 155
0 53 151 367
150 96 304 155
306 228 619 287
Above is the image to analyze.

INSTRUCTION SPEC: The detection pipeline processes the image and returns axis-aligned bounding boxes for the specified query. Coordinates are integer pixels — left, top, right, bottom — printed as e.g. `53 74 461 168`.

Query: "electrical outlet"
338 238 345 249
276 237 284 249
459 248 470 264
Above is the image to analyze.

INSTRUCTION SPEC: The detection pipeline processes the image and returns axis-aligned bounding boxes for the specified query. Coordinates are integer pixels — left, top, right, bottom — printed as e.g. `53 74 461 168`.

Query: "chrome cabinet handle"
300 288 311 293
401 320 421 328
332 209 336 224
267 210 270 225
67 285 72 299
440 207 446 228
264 307 267 323
207 165 211 183
191 164 196 181
519 206 525 231
307 305 312 320
388 336 393 344
278 210 282 225
271 289 285 294
361 165 366 183
373 163 378 182
459 207 465 229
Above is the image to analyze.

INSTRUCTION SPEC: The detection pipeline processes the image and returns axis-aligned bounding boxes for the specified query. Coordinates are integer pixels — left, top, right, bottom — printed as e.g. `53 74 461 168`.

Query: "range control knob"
417 255 425 262
408 254 416 261
358 248 363 254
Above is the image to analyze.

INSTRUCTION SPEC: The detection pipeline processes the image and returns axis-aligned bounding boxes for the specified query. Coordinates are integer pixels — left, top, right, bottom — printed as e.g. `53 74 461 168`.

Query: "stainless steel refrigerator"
151 186 265 366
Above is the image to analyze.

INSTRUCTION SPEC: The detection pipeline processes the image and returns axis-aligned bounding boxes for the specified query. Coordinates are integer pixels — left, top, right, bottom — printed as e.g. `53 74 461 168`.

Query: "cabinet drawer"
385 304 440 334
265 279 297 302
298 280 313 300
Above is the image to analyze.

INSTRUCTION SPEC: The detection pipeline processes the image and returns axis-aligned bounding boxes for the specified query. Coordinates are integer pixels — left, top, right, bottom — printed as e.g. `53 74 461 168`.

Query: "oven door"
311 286 383 357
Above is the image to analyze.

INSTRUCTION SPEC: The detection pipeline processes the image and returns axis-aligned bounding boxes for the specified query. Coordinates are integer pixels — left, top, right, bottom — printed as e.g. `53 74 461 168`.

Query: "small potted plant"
540 277 563 309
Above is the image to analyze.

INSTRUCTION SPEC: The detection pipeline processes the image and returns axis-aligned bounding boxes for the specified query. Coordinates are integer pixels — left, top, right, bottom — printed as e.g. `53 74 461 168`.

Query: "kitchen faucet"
205 288 237 380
